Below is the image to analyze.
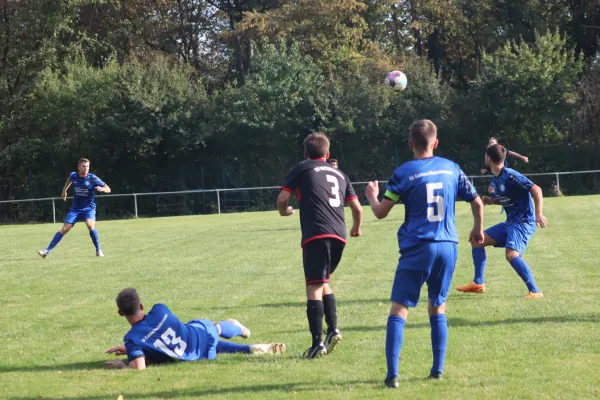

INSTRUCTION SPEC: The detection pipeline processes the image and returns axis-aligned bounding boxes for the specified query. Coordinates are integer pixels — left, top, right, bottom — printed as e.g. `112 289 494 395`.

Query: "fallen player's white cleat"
249 343 286 355
226 319 251 338
96 249 105 257
38 250 49 258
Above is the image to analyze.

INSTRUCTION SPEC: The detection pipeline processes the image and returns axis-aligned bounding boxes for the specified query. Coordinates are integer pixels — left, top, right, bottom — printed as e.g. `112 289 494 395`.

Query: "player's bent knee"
428 301 446 316
505 249 520 262
390 302 409 319
60 224 73 234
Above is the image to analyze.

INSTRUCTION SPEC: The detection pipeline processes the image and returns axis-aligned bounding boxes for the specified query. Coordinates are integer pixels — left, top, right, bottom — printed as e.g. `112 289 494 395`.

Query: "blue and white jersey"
68 172 105 210
385 157 478 251
490 167 535 225
124 304 211 364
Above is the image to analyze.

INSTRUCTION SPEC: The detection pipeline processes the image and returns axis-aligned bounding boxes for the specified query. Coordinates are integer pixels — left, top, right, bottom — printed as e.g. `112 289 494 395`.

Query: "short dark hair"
328 158 338 164
78 158 90 165
303 133 330 159
409 119 437 151
116 288 141 316
486 144 507 164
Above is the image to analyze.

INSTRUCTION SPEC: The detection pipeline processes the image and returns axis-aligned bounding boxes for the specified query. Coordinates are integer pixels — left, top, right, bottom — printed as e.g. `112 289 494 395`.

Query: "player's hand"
286 206 295 216
523 156 529 163
469 228 485 244
481 196 492 206
480 169 488 175
106 345 127 356
350 226 361 237
61 191 67 201
365 181 379 200
105 360 127 369
536 213 548 228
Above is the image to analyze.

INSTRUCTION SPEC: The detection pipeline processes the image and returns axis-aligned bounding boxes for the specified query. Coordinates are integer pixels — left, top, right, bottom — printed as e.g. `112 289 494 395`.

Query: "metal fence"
1 170 599 224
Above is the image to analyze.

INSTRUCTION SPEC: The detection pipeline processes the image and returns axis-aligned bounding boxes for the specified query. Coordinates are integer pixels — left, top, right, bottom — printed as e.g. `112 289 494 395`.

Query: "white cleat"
225 319 251 339
249 343 286 355
96 249 104 257
38 250 49 258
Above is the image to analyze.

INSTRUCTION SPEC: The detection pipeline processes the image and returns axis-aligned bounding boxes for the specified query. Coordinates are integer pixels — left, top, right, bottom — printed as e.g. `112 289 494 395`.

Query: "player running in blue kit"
38 158 111 258
365 120 485 388
456 144 548 298
105 288 286 370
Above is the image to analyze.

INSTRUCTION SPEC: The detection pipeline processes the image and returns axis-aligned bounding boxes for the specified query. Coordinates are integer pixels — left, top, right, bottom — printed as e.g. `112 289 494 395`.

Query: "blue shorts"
64 208 96 225
188 319 220 360
485 222 535 255
391 242 458 308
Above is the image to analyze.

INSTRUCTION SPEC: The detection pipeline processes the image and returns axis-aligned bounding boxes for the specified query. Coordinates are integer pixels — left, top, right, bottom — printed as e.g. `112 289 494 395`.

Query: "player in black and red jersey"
277 132 363 359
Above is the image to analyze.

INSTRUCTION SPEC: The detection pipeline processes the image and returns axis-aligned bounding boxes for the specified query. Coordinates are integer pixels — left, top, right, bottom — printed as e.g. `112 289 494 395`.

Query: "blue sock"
386 315 405 380
509 257 540 293
89 229 100 251
216 340 251 354
472 247 487 284
47 232 64 251
430 314 448 375
218 321 243 339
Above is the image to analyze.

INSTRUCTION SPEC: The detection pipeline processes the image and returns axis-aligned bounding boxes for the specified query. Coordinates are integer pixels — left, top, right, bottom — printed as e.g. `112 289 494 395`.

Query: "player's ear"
432 139 439 150
408 140 414 150
325 151 330 160
118 310 124 316
140 303 144 311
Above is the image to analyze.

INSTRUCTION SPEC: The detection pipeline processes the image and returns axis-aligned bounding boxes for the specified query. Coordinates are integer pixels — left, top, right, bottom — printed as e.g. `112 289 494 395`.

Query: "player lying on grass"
277 133 363 359
105 288 286 370
365 119 484 388
38 158 111 258
456 144 548 298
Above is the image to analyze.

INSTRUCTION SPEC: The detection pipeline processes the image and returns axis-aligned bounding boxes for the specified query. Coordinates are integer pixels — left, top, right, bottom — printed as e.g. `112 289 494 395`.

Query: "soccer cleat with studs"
429 372 444 380
303 343 327 359
385 376 400 388
525 292 544 299
249 343 286 355
96 249 104 257
456 281 486 293
38 250 49 258
324 329 342 354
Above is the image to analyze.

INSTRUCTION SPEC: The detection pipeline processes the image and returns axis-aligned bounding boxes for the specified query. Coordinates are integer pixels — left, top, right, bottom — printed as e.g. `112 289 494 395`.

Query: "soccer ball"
385 71 407 91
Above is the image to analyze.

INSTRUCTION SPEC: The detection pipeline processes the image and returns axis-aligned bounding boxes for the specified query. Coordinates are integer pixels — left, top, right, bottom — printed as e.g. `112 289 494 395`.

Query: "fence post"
216 190 221 214
134 194 138 218
555 173 560 192
52 199 56 224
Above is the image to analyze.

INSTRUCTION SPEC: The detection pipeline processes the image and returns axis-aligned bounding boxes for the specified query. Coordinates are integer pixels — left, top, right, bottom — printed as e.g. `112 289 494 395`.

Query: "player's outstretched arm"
96 183 111 193
61 178 72 201
509 151 529 163
365 181 395 220
348 198 363 237
469 196 485 244
276 190 295 216
105 357 146 370
530 184 549 228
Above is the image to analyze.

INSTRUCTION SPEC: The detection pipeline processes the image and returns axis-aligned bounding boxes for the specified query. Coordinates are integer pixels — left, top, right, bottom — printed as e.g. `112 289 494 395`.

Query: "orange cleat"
525 292 544 299
455 281 486 293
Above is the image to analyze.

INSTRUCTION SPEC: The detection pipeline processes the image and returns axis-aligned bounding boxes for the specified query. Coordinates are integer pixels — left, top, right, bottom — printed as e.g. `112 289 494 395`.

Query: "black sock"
323 293 337 333
306 300 324 347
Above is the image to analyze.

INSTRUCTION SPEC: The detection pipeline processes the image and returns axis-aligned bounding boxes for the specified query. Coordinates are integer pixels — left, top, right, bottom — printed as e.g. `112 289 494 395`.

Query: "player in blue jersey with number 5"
105 288 286 369
38 158 111 258
456 144 548 298
365 120 485 388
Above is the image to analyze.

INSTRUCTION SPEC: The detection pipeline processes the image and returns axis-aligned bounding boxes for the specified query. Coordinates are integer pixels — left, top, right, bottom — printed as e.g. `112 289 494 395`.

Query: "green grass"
1 196 599 399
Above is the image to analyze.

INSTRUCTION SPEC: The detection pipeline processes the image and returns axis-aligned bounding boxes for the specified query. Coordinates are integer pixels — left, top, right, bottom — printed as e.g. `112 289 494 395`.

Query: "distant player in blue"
38 158 111 258
365 120 485 388
105 288 286 370
480 137 529 197
456 144 548 298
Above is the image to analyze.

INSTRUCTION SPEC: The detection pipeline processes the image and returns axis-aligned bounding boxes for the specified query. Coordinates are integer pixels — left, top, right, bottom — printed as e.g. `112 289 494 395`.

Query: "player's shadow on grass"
0 360 106 373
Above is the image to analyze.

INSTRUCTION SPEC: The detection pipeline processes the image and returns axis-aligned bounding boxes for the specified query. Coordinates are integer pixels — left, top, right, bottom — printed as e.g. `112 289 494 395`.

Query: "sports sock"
322 293 337 333
47 232 64 251
509 257 540 293
218 320 243 339
472 247 487 285
89 229 100 251
216 340 251 354
430 314 448 375
307 300 324 347
386 315 405 380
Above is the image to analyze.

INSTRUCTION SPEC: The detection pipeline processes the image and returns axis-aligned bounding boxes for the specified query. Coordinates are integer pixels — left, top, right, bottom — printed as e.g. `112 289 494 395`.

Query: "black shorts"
302 238 346 285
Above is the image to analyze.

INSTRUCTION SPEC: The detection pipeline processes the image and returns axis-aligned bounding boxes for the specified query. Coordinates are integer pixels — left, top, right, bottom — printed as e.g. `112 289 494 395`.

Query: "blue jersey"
385 157 478 250
490 167 535 225
69 172 105 210
123 304 213 364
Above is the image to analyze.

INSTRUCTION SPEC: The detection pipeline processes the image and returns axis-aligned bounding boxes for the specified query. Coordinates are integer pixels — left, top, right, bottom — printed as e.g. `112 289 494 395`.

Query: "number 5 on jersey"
426 182 444 222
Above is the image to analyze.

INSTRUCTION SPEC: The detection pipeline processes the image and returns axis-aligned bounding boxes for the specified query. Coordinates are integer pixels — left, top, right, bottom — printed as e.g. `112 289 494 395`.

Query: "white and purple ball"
385 70 407 91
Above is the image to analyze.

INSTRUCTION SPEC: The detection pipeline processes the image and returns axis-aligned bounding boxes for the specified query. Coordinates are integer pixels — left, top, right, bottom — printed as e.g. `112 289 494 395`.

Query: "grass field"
1 196 599 399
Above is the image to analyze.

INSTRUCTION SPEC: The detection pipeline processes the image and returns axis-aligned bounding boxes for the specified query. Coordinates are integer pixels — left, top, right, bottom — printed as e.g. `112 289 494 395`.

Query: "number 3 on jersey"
153 328 187 359
326 175 341 208
426 182 444 222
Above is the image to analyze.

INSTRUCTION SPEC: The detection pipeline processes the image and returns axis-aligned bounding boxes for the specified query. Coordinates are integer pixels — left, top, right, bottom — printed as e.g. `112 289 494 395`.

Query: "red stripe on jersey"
280 186 294 193
301 234 347 247
306 279 330 285
296 188 302 201
310 158 327 162
345 195 358 201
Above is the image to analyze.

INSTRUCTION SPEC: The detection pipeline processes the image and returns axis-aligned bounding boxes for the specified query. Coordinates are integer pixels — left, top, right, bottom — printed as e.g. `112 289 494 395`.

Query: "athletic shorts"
64 208 96 225
391 241 458 308
188 319 220 360
485 222 536 255
302 238 345 286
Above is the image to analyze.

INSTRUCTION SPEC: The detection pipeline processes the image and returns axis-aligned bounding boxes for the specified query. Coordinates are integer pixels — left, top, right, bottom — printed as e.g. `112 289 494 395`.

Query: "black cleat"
324 329 342 354
385 376 400 388
302 343 327 359
429 372 444 380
